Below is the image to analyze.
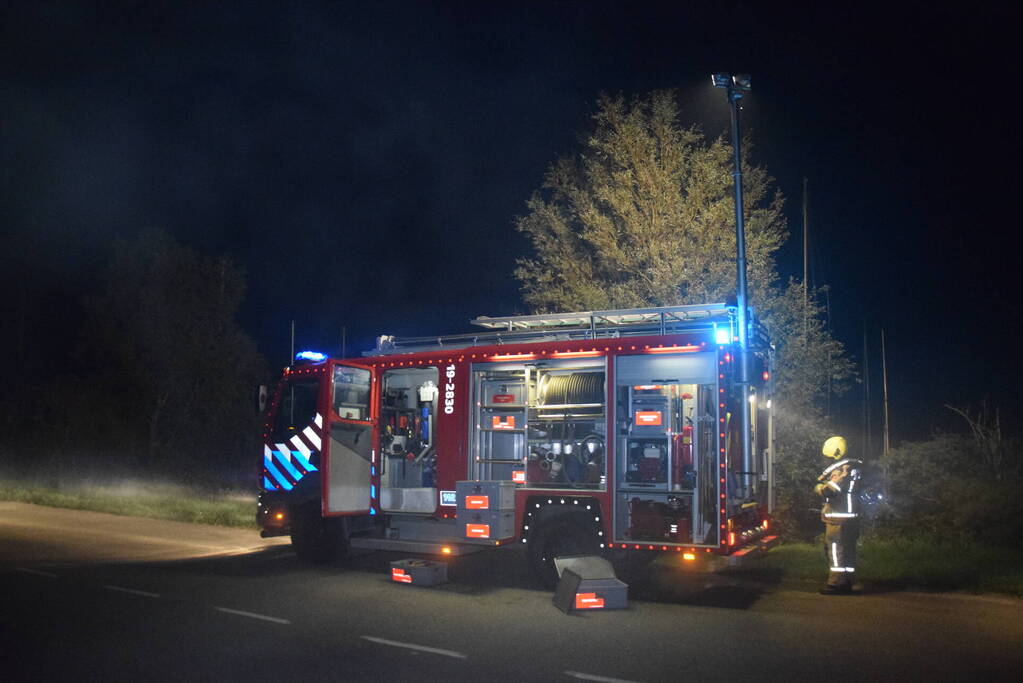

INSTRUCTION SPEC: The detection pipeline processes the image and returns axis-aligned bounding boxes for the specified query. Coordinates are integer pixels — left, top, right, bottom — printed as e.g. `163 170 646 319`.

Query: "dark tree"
83 229 267 480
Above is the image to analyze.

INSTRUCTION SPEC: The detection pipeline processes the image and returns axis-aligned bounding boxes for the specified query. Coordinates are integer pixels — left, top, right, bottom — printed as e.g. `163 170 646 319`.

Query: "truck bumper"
725 534 780 568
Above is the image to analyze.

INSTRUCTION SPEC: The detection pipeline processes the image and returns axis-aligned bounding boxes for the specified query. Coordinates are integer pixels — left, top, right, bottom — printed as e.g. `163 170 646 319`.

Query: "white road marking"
104 584 160 598
565 671 643 683
214 607 290 624
361 636 468 659
15 567 58 578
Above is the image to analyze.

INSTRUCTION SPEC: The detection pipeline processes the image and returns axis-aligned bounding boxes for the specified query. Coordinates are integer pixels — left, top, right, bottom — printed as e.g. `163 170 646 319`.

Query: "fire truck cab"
257 303 778 586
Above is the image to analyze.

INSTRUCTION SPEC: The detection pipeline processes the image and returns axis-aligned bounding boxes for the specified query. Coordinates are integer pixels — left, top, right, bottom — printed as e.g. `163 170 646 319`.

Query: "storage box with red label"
389 559 448 586
461 510 515 542
634 410 663 426
552 556 629 612
455 480 516 511
631 396 669 435
491 415 517 430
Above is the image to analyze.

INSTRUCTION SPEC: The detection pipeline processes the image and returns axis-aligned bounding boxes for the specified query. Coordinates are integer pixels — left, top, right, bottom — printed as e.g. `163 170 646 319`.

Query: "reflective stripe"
290 449 317 473
822 459 852 475
274 443 292 463
302 425 322 450
290 434 312 460
314 413 323 429
831 542 839 568
847 493 853 511
263 456 293 491
827 481 841 492
263 476 277 491
830 567 851 572
273 450 303 480
825 512 858 518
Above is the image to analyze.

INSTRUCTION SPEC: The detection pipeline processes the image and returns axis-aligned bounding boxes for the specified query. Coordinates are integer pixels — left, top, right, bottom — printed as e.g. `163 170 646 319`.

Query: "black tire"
527 514 601 589
291 506 347 564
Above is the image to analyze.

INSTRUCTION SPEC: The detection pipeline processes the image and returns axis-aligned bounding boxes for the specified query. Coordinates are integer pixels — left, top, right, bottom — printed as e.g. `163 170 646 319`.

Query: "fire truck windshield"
272 377 320 442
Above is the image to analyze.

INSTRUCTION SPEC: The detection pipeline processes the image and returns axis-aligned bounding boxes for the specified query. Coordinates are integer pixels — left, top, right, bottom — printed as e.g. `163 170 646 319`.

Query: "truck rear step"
348 537 485 556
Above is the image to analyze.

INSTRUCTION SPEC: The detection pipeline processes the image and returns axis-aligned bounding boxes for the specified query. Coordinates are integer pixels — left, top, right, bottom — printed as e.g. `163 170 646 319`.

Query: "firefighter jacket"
814 458 864 525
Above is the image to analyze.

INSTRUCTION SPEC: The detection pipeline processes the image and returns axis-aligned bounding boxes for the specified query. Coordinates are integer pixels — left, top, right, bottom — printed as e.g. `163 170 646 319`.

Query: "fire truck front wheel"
528 514 601 589
290 505 347 564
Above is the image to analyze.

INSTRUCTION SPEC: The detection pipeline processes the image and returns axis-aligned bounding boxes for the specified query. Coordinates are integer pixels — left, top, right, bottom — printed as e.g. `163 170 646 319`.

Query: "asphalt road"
2 501 1021 682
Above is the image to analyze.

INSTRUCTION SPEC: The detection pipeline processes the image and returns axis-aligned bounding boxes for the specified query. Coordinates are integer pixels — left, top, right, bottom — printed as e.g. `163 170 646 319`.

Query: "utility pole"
825 288 832 419
881 328 891 457
712 72 753 497
803 177 809 338
289 319 295 363
289 319 296 424
881 328 891 499
862 321 872 458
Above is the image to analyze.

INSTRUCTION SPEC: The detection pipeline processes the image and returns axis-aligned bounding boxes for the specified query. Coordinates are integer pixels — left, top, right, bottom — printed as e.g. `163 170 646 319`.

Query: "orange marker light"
552 350 602 358
489 352 537 361
683 552 697 561
647 344 701 354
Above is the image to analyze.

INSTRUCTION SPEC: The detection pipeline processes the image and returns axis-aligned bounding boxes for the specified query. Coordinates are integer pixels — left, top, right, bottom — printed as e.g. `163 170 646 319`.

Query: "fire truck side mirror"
256 385 268 414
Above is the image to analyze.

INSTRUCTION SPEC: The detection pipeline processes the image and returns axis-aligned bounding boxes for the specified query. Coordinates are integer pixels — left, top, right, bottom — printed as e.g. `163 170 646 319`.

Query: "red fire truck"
257 303 778 586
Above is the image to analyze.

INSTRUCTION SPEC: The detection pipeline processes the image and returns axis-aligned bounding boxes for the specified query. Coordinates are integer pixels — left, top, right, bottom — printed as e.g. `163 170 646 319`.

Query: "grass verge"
728 537 1023 597
0 479 256 528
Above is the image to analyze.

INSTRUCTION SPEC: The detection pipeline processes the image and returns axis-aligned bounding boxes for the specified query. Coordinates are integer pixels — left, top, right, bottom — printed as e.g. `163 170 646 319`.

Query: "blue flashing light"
370 484 377 499
295 350 327 363
370 507 377 515
714 326 731 345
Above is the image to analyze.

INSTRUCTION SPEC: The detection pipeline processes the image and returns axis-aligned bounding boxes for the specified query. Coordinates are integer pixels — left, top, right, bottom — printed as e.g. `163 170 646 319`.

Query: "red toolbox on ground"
390 559 448 586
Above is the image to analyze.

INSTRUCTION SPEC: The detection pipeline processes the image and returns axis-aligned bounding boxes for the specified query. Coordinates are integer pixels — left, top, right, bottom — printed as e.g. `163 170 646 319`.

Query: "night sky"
3 2 1021 444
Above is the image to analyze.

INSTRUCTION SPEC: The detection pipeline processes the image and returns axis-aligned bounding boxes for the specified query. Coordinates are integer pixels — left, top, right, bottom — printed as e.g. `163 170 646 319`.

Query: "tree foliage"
516 90 785 311
514 90 854 536
80 229 267 479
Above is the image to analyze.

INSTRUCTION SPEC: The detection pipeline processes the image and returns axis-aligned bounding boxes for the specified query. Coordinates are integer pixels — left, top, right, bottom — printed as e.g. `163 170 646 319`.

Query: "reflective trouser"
824 521 859 587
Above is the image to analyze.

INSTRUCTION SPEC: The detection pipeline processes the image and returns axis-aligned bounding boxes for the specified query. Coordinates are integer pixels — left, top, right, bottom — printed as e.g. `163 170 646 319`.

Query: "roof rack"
471 303 732 331
365 303 745 356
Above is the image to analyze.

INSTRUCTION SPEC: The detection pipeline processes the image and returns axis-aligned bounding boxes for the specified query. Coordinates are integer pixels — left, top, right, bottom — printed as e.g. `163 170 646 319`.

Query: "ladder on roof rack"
365 303 745 356
470 303 734 331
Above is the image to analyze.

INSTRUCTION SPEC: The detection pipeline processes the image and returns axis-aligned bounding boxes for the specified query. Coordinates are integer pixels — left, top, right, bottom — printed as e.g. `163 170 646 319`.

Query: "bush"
876 435 1023 545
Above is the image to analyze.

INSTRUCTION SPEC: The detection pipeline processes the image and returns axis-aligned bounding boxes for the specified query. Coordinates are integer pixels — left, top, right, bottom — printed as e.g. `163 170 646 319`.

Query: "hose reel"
538 372 604 406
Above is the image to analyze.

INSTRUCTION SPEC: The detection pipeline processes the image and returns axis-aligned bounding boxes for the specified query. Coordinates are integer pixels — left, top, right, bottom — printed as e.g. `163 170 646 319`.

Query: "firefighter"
815 436 864 595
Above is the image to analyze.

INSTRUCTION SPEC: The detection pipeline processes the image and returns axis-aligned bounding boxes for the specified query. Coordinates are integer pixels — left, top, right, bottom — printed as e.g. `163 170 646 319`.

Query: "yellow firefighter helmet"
822 436 847 459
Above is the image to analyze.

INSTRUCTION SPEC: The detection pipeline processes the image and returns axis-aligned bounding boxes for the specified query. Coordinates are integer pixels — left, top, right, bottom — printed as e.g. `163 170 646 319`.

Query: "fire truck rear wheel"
528 515 601 589
290 505 347 564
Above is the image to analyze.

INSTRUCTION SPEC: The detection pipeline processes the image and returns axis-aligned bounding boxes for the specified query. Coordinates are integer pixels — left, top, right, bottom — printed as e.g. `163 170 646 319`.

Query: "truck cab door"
324 362 376 515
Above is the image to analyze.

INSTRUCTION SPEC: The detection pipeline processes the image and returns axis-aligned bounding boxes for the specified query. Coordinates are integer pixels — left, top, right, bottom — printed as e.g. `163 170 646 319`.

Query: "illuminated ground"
1 502 1020 682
